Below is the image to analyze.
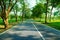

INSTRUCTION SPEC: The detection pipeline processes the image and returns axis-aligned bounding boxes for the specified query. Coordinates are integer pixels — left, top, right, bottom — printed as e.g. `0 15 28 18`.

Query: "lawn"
46 19 60 30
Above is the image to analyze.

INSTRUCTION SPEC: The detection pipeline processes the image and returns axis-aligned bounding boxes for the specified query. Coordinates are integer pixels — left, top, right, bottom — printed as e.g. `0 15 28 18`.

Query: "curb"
34 22 60 35
35 22 60 32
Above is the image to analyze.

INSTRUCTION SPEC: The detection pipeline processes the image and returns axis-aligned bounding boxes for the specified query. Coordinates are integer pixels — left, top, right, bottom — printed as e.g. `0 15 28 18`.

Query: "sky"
27 0 36 8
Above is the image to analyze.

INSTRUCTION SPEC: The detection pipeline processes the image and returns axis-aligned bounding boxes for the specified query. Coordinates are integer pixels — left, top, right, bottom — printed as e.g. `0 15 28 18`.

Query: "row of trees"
32 0 60 23
0 0 60 28
0 0 31 29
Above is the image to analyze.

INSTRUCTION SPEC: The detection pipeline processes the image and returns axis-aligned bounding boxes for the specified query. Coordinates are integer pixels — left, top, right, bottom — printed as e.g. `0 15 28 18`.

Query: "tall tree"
32 3 45 20
49 0 60 22
19 0 25 22
20 0 29 22
45 0 48 23
25 8 31 19
0 0 17 28
13 4 19 22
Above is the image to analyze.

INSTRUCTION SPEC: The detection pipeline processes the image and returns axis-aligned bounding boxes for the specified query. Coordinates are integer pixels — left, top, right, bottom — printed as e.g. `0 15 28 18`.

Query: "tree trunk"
13 9 18 22
15 14 18 22
14 13 18 22
45 0 48 23
22 13 24 22
49 4 53 22
45 12 47 23
0 0 17 29
3 18 8 29
1 8 9 29
16 5 18 22
16 9 18 22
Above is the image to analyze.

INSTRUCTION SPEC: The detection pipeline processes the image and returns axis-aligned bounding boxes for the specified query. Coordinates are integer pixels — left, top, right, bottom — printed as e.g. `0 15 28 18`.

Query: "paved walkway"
0 20 60 40
34 23 60 40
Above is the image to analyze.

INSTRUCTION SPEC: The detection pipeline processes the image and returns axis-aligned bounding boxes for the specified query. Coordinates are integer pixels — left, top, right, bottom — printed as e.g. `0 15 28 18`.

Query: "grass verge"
46 22 60 30
34 18 60 30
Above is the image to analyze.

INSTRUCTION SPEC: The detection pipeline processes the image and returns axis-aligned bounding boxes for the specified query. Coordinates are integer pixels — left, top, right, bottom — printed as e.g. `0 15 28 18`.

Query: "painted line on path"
32 22 45 40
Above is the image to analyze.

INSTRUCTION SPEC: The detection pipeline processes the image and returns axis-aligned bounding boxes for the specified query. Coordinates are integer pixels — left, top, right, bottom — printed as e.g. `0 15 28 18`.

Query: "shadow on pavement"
34 23 60 40
0 22 42 40
0 33 41 40
12 23 37 31
0 22 60 40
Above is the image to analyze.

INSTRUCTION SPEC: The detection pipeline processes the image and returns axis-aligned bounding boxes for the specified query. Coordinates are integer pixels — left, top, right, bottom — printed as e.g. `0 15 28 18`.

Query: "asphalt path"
0 19 60 40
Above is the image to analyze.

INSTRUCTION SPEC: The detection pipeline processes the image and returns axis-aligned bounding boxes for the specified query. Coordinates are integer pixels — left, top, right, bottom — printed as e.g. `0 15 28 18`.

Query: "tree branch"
7 0 17 14
0 0 3 10
10 0 17 11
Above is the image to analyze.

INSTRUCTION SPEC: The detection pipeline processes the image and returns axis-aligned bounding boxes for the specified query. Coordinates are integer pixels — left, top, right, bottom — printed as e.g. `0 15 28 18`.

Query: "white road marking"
32 22 45 40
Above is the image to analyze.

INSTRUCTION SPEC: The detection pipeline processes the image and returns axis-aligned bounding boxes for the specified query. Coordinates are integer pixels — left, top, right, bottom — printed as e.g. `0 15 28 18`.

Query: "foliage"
50 0 60 7
54 11 59 16
32 3 45 18
25 8 31 19
9 14 15 19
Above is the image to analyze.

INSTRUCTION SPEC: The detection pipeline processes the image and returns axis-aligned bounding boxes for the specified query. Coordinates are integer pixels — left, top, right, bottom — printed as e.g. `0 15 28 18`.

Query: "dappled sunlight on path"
34 22 60 40
0 20 60 40
0 22 43 40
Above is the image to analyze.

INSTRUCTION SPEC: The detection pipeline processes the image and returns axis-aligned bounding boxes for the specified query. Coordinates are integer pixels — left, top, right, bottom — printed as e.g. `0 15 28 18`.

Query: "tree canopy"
32 3 45 18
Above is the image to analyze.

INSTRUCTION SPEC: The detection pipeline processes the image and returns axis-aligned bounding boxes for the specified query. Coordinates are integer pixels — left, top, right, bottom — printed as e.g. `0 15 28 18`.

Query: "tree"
45 0 48 23
13 4 19 22
25 8 31 19
0 0 17 28
19 0 30 21
19 0 25 22
32 3 45 20
49 0 60 22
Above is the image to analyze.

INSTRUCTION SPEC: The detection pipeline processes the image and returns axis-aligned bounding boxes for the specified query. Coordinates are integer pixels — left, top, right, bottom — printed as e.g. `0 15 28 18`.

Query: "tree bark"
16 7 18 22
15 14 18 22
3 18 8 29
14 9 18 22
1 4 9 29
22 13 24 22
1 10 9 29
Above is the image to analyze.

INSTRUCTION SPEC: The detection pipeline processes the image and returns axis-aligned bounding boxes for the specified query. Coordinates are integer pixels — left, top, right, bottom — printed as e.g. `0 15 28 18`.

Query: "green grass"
46 19 60 30
0 19 3 25
9 19 17 24
47 22 60 30
0 19 17 25
0 18 21 25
